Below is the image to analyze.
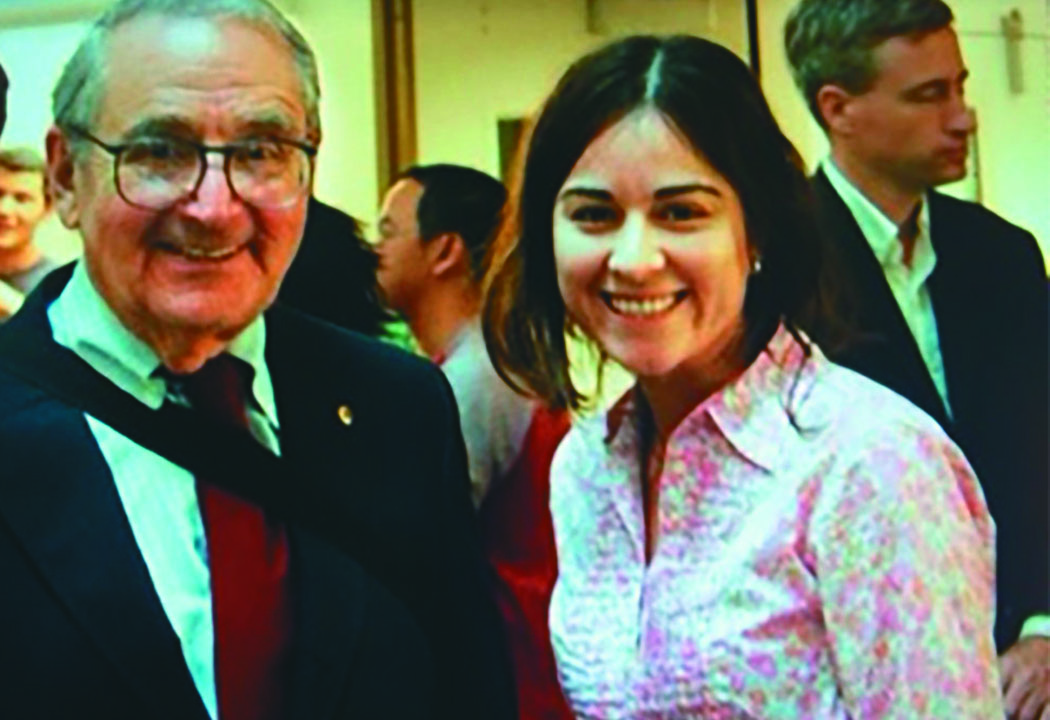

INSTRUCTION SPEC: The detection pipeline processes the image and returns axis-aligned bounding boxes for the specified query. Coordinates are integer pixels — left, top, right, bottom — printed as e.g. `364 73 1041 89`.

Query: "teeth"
608 294 678 316
176 245 241 260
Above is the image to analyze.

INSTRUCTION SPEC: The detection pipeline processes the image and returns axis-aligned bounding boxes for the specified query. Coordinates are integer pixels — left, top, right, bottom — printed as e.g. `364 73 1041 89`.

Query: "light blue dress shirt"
47 261 281 720
821 157 952 419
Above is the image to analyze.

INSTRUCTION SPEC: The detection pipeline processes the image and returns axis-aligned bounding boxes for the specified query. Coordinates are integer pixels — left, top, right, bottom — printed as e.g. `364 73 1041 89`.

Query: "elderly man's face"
55 15 310 347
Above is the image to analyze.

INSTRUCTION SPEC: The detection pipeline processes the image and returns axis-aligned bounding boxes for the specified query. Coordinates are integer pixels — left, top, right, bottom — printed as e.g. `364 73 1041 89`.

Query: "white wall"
0 19 92 262
411 0 748 182
0 20 88 151
284 0 380 223
757 0 1050 262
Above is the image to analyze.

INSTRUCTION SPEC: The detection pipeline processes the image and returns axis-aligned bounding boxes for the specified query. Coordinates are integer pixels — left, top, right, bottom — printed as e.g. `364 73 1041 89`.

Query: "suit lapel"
0 406 209 719
0 270 209 719
812 171 950 428
2 271 372 719
926 192 978 427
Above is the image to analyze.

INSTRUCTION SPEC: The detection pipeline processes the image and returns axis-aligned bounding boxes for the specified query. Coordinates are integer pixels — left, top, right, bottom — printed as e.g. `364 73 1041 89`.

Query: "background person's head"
376 164 506 318
0 148 49 257
785 0 973 194
45 0 320 371
484 35 824 411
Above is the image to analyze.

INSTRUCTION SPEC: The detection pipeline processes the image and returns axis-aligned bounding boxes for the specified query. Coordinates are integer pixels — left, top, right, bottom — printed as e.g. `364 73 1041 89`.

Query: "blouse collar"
604 324 814 474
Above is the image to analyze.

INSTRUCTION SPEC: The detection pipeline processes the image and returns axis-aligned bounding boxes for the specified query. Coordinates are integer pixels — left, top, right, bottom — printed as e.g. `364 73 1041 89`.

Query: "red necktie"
180 355 292 720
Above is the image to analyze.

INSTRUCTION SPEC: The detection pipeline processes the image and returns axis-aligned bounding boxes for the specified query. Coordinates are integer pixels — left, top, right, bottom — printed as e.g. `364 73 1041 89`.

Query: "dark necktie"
898 202 923 268
178 355 292 720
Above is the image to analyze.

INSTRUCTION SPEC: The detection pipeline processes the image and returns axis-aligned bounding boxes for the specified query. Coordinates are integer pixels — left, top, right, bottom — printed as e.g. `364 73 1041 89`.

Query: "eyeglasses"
66 126 317 210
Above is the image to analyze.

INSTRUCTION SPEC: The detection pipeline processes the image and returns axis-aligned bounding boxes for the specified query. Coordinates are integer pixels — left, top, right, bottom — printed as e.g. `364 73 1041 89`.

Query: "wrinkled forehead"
96 13 307 138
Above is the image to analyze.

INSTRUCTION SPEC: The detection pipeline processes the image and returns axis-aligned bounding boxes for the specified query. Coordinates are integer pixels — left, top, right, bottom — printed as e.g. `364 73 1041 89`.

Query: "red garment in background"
478 405 574 720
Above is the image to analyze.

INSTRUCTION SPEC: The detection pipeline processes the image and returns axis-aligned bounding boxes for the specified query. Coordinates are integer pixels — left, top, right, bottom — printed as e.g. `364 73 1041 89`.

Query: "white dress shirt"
822 157 952 418
47 261 282 720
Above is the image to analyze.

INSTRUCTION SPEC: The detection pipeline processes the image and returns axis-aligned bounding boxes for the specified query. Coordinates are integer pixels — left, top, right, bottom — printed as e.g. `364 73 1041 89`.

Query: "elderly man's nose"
183 158 240 213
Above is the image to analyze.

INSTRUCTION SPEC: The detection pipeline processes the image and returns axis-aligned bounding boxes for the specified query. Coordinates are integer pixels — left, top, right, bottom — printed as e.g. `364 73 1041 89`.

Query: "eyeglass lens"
117 137 310 209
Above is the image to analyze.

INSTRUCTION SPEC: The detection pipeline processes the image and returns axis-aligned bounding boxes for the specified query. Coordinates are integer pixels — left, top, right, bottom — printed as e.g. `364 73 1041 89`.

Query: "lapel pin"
336 404 353 426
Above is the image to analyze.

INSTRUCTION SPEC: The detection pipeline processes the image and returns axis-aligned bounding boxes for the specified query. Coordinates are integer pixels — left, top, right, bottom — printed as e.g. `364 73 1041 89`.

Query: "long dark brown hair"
483 35 842 411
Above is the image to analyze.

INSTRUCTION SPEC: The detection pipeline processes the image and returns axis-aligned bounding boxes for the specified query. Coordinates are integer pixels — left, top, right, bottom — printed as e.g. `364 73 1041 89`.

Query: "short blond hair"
0 147 45 175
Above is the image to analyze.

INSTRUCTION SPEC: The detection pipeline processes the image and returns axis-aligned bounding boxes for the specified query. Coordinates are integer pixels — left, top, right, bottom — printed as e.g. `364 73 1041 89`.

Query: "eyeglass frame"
63 125 319 210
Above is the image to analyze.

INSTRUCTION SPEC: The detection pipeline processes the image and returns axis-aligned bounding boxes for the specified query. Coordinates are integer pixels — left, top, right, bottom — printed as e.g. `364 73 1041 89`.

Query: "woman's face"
552 107 751 382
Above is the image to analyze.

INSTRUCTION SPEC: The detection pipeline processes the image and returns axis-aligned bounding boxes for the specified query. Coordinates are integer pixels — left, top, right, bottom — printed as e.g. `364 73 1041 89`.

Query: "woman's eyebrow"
654 183 721 199
559 187 612 201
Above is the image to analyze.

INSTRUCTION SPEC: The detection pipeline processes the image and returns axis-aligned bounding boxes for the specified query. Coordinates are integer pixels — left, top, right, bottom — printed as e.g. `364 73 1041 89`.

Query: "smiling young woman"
482 34 1003 719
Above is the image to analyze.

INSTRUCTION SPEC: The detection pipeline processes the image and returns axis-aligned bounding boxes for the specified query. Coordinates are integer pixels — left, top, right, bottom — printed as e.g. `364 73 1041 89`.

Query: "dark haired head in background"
375 163 507 358
278 196 396 338
396 163 507 284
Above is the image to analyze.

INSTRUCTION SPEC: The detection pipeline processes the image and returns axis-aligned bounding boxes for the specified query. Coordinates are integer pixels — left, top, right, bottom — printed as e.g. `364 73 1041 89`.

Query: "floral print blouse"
548 326 1002 719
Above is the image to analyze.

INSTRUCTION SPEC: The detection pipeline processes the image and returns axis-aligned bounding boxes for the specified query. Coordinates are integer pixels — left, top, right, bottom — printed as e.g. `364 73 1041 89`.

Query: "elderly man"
786 1 1048 717
0 2 514 719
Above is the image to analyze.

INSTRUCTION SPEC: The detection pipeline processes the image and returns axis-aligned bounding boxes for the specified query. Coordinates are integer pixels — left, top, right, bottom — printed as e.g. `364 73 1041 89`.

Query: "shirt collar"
433 319 476 366
48 260 279 427
822 157 936 284
822 157 902 266
603 325 810 474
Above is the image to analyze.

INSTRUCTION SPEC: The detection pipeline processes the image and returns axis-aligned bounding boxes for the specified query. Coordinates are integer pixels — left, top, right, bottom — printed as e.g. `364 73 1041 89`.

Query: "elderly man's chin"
93 253 281 351
146 285 271 337
151 254 273 318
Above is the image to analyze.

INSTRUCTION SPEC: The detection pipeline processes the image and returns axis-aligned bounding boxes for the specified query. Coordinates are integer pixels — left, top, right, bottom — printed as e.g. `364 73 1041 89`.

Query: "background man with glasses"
0 1 514 719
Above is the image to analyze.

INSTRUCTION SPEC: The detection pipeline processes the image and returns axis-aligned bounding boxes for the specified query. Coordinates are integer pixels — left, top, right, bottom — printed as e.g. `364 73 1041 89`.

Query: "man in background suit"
786 1 1048 716
0 1 514 718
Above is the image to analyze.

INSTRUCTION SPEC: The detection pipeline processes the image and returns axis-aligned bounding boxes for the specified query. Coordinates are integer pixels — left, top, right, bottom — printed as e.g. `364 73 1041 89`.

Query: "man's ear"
427 232 469 278
815 84 856 137
46 125 81 229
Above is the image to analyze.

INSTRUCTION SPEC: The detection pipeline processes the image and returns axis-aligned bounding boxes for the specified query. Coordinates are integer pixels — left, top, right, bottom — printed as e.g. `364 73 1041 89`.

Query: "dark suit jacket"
810 170 1049 649
0 268 515 719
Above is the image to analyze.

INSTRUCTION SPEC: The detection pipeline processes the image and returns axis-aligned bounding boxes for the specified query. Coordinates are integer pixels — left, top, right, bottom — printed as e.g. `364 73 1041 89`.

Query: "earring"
751 257 763 275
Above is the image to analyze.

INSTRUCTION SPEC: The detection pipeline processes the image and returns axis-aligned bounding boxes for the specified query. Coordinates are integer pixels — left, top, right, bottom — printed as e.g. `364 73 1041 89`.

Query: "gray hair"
784 0 954 129
52 0 321 143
